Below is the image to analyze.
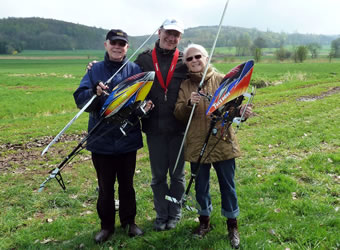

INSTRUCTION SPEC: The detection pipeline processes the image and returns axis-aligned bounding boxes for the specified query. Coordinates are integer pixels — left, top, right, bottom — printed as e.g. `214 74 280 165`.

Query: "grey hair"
183 43 221 73
183 44 209 60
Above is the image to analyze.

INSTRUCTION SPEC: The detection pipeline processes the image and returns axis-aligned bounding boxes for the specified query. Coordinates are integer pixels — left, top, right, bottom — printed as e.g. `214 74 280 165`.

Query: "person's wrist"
93 80 102 96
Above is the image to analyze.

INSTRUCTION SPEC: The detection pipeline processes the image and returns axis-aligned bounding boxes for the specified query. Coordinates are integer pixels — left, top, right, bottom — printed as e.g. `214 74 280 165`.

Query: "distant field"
0 50 105 60
212 45 338 63
18 50 105 57
0 46 337 62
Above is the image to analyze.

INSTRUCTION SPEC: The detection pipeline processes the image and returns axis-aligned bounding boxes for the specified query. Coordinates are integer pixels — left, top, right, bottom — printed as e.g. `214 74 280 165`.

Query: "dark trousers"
146 134 185 221
92 151 137 231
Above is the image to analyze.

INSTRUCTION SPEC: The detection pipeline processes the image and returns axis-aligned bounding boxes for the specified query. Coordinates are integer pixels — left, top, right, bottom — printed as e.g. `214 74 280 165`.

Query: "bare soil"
296 86 340 102
0 133 88 173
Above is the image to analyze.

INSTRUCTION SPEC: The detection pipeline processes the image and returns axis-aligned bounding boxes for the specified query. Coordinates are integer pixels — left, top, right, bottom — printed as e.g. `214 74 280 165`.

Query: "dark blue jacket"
73 53 142 155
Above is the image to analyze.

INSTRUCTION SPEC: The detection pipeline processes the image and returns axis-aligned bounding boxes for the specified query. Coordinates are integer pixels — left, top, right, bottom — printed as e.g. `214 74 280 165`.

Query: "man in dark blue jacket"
74 29 147 243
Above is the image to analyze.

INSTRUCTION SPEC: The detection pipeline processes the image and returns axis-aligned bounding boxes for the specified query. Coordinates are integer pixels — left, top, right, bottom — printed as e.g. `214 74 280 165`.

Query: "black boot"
227 218 240 249
123 223 144 237
94 229 114 243
193 215 211 237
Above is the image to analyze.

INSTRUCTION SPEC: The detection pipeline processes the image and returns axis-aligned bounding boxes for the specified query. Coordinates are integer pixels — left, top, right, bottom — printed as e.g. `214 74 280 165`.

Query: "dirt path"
296 86 340 101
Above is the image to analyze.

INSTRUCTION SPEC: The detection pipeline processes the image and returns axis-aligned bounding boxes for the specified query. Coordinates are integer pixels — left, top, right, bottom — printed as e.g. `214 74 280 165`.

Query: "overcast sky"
1 0 339 36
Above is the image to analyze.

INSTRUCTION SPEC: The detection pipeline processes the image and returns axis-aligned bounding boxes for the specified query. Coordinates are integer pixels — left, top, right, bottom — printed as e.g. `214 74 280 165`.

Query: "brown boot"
227 218 240 249
193 215 211 237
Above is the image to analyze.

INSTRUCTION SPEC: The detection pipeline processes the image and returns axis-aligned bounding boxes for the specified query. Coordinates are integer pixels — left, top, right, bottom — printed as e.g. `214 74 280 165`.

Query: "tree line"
0 17 106 53
252 39 340 63
0 17 340 58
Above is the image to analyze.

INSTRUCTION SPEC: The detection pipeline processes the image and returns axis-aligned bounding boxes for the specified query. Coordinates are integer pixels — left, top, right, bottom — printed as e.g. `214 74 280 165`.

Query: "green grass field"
0 50 339 249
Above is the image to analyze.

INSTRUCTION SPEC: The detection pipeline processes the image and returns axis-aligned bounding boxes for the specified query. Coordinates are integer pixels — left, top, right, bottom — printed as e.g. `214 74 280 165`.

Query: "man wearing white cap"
135 18 187 231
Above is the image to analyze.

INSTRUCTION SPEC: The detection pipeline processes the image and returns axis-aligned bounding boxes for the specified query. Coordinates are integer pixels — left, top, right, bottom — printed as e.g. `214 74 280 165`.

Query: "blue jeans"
191 159 239 219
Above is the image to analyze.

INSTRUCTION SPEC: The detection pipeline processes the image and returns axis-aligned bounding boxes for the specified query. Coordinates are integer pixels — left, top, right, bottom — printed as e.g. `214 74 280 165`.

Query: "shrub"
293 46 308 63
275 46 291 61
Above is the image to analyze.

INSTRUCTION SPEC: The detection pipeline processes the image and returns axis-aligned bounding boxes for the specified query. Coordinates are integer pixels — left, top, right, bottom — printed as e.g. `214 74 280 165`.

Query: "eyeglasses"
186 54 202 62
109 40 127 47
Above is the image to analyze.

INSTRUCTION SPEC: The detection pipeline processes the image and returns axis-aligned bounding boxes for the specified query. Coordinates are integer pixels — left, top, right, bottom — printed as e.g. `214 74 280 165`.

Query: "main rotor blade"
41 95 96 156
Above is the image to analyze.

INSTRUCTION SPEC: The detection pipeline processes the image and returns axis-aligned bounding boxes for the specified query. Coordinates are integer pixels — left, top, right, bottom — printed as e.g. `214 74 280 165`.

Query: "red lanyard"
152 48 179 101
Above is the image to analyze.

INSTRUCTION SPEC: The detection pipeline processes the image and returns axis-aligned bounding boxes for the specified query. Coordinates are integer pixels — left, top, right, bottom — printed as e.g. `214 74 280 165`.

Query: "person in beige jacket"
174 44 252 249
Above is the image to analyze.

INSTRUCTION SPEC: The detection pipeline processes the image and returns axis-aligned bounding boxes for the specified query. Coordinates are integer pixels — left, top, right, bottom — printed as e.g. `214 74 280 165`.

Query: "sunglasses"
186 54 202 62
109 40 127 47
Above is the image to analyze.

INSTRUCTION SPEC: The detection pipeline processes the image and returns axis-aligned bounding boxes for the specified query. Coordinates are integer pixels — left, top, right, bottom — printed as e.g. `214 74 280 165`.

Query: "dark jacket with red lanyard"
135 40 187 135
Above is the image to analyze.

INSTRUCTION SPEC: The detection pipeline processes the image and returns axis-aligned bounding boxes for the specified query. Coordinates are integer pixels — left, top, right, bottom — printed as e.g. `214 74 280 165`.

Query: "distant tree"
262 32 284 48
251 36 266 62
0 40 20 54
307 43 321 58
253 47 262 62
293 46 308 63
278 34 287 47
331 38 340 57
5 44 15 54
328 48 336 62
253 36 267 48
275 46 291 61
0 41 7 54
235 33 252 56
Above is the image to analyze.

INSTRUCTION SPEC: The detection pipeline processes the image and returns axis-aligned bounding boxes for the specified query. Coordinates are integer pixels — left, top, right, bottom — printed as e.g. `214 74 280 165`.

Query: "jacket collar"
155 40 177 55
188 66 214 84
104 52 127 68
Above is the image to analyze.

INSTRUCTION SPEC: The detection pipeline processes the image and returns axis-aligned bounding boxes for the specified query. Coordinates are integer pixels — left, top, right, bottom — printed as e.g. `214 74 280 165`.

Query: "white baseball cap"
161 18 184 34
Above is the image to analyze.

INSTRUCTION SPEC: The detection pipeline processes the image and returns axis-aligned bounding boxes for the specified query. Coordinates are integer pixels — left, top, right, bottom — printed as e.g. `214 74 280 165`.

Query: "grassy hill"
1 17 339 54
